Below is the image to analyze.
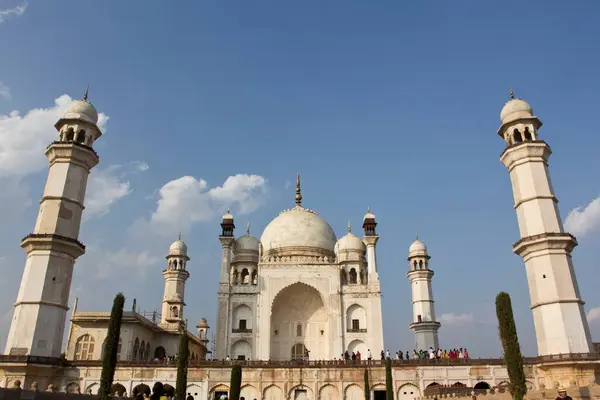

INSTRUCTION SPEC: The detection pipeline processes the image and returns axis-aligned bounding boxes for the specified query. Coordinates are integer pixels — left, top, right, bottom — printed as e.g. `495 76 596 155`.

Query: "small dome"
64 99 99 124
261 207 337 257
500 98 533 124
222 209 234 221
363 210 376 221
169 239 188 256
235 234 260 252
336 232 366 253
409 238 428 256
197 318 208 327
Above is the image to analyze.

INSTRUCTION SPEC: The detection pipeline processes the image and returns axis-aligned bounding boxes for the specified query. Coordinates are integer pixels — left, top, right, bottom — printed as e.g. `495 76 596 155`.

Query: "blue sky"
1 0 600 358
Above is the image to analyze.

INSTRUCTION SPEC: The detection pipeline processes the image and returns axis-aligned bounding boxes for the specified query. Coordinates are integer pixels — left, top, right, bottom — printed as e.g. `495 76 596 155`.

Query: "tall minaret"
362 208 379 279
5 91 102 357
160 235 190 328
407 237 440 350
215 209 235 359
498 89 592 355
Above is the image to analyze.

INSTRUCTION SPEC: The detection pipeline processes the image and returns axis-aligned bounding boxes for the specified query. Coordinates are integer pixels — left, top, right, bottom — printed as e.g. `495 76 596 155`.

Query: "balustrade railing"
2 352 598 368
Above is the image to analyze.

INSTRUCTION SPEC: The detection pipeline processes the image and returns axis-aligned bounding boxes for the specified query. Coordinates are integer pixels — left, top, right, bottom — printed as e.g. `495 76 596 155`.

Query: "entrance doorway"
214 391 228 400
374 390 386 400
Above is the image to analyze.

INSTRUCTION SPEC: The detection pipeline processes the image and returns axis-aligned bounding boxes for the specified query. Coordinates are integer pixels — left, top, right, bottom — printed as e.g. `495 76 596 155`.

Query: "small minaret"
196 318 210 343
362 208 379 279
4 91 102 357
216 209 235 359
161 235 190 326
498 89 592 355
407 237 441 351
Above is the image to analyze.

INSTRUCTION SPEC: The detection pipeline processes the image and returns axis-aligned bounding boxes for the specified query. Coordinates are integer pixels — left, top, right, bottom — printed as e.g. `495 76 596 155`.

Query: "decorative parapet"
260 254 336 264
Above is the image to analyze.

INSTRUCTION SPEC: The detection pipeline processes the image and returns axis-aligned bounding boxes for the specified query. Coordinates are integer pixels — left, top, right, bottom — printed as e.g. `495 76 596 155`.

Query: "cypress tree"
175 332 190 400
364 369 370 400
495 292 527 400
99 293 125 400
385 357 393 400
229 364 242 400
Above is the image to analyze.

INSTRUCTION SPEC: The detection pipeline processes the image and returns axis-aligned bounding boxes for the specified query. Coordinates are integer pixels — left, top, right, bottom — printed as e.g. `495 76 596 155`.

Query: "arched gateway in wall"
270 282 329 361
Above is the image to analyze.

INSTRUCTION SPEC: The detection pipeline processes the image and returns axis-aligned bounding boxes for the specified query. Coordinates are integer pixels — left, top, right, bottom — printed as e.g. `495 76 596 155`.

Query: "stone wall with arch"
263 384 284 400
287 384 313 400
344 384 363 400
319 384 340 400
241 384 259 400
233 304 253 330
231 340 252 360
347 339 366 355
398 383 420 400
346 304 367 330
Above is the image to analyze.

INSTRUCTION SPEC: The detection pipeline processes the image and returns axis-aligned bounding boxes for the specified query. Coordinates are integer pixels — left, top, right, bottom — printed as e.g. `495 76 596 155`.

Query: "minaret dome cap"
64 99 99 125
169 238 188 256
363 208 376 221
222 208 234 221
408 238 428 256
500 98 533 125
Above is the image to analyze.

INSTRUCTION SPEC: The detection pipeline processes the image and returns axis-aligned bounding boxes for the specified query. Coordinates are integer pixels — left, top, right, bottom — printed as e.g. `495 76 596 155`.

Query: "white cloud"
78 244 161 279
133 174 268 237
587 307 600 324
0 2 27 24
85 161 149 219
0 81 10 100
439 313 474 326
0 94 109 179
564 197 600 239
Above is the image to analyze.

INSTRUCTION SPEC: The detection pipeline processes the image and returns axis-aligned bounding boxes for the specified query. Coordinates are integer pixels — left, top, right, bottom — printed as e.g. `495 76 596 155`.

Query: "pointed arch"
74 334 95 360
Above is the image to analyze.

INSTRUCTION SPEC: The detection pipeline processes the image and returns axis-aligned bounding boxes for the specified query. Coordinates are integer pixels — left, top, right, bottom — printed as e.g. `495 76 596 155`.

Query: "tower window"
413 260 418 270
171 306 179 318
352 319 360 330
542 274 546 279
239 319 247 330
76 130 86 144
419 260 423 269
524 127 533 141
349 268 358 284
296 324 302 337
417 315 422 323
513 128 523 143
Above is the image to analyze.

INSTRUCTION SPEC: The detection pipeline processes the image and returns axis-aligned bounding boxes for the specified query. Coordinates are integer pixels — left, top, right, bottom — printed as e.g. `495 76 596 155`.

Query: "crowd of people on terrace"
335 347 469 362
142 347 470 364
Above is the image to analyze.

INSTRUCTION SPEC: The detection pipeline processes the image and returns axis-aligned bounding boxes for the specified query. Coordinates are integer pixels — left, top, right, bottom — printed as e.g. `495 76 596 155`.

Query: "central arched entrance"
270 282 328 360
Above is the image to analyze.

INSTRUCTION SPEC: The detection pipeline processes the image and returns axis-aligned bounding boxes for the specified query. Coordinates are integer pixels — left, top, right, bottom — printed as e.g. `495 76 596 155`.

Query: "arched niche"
346 304 366 331
233 304 253 330
231 339 252 360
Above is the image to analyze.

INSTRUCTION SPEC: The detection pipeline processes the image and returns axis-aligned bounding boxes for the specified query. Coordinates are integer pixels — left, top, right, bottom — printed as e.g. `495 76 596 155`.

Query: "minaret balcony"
20 233 85 259
45 142 99 170
513 232 577 258
346 328 367 333
232 328 253 334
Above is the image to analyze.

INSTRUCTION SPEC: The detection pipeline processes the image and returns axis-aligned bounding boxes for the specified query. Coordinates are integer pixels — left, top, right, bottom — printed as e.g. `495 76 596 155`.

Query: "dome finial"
415 233 419 240
83 85 89 102
295 173 302 207
246 223 250 235
178 232 182 241
227 207 231 214
367 206 371 213
509 84 515 100
348 220 352 233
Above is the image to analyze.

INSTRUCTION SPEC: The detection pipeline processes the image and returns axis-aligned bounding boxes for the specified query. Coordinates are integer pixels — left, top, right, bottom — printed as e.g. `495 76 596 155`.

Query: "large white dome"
260 207 337 257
